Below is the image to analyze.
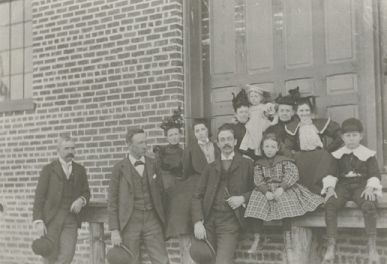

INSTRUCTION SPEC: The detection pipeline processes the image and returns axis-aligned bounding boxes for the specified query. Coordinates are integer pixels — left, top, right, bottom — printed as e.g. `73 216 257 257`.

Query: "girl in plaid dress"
245 133 323 253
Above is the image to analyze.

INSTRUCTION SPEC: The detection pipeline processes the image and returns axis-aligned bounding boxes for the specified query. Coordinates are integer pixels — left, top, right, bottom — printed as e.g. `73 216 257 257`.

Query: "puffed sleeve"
254 165 270 194
280 161 299 189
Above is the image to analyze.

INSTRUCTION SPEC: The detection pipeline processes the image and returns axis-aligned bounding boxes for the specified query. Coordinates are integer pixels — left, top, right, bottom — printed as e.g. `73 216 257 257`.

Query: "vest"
132 167 153 211
213 165 233 212
60 174 77 210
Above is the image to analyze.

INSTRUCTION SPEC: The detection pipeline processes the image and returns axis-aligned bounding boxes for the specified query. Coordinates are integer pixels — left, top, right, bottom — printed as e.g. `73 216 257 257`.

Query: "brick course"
0 0 386 264
0 0 183 263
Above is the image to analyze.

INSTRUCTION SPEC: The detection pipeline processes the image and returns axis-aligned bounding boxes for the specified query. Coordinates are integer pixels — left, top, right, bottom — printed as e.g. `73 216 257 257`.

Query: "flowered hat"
160 106 184 133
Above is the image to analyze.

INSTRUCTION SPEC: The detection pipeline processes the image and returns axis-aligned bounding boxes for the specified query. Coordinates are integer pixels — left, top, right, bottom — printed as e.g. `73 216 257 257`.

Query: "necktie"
134 160 145 167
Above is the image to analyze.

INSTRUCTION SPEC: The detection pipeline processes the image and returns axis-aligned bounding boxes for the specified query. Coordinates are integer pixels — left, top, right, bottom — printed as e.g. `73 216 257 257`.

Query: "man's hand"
70 198 84 214
194 221 206 240
227 196 245 210
265 191 274 201
34 221 47 237
361 186 376 201
273 187 284 200
111 230 122 246
324 187 338 203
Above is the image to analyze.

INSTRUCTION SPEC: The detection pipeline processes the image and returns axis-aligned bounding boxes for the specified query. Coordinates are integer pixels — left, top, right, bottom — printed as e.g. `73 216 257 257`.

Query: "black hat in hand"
31 236 54 257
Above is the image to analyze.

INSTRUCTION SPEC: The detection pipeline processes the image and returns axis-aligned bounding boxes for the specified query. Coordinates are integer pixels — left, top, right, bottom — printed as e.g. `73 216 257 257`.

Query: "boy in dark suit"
321 118 382 263
33 135 90 264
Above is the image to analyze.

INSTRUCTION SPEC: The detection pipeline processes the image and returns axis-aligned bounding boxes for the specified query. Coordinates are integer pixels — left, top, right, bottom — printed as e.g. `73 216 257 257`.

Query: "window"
0 0 33 111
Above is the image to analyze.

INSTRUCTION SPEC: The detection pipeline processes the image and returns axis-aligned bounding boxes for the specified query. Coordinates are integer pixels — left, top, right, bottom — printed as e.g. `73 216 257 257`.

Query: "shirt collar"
128 154 145 165
59 157 72 167
221 152 235 161
198 138 210 146
332 145 376 161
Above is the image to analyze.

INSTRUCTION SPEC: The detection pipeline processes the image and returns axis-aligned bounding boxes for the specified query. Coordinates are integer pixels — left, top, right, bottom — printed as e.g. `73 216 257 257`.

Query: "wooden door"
205 0 381 152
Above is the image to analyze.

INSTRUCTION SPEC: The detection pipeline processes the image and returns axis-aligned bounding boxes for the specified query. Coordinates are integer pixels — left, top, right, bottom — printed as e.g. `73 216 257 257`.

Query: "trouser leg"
53 214 78 264
179 235 195 264
121 209 144 264
351 185 377 237
142 210 170 264
324 184 350 239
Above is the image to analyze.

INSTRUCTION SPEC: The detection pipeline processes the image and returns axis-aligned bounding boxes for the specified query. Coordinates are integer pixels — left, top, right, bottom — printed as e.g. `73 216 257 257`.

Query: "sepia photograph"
0 0 386 263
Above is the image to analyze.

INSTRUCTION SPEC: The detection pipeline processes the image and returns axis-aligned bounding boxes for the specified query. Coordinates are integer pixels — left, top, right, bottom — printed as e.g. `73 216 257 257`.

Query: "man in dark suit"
33 135 90 264
108 128 169 264
191 123 254 264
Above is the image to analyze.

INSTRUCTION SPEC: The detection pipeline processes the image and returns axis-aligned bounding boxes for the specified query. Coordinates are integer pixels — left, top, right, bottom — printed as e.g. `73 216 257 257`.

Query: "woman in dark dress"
284 95 343 194
158 115 219 264
153 108 190 262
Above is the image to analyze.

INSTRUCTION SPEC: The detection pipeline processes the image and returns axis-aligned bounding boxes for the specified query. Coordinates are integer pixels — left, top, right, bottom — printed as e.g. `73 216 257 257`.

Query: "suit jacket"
191 153 254 228
32 160 90 228
108 156 165 231
183 140 220 179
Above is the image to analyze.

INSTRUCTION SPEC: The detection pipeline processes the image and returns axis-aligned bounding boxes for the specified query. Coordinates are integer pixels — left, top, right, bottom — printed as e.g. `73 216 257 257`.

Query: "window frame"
0 0 34 113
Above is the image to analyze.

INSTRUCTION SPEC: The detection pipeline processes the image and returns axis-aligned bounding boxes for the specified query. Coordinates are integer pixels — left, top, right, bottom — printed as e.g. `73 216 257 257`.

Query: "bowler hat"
107 244 135 264
31 236 54 257
190 238 216 263
341 118 363 133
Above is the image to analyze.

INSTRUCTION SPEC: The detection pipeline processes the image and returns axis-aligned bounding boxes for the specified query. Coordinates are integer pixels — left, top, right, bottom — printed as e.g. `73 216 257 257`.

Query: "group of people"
31 85 383 264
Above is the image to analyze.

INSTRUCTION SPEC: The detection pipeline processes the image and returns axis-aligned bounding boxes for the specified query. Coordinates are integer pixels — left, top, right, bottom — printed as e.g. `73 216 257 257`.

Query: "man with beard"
33 135 90 264
190 123 254 264
264 88 298 157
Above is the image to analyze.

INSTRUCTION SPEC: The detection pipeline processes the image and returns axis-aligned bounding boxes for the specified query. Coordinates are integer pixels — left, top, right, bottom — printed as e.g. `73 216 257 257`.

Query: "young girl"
285 95 342 194
245 133 324 255
239 84 276 159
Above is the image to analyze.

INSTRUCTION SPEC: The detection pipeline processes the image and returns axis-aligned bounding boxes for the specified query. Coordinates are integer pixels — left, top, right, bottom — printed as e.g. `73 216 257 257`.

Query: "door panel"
211 0 236 76
205 0 378 150
284 0 314 69
246 0 274 73
324 0 356 63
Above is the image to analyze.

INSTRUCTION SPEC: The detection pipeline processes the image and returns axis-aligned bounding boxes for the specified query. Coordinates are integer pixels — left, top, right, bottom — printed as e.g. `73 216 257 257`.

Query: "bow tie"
134 160 145 167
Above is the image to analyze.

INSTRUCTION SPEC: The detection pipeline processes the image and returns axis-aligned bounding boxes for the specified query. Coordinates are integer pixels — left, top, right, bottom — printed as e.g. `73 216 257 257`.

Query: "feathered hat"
160 106 184 132
232 89 250 111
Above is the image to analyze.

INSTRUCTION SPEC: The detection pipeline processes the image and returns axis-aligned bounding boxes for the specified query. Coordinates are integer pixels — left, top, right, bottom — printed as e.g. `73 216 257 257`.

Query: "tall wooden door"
205 0 381 152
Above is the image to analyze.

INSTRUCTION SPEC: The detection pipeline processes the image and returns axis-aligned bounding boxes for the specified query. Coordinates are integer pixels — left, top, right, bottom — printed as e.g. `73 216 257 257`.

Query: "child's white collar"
332 145 375 161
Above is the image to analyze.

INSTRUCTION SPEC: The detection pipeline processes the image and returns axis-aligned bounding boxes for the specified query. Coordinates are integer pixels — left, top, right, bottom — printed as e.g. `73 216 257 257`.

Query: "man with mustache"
32 135 90 264
190 123 254 264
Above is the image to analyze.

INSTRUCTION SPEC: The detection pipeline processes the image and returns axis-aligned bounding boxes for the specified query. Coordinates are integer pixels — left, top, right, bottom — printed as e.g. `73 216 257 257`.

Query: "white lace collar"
332 145 376 161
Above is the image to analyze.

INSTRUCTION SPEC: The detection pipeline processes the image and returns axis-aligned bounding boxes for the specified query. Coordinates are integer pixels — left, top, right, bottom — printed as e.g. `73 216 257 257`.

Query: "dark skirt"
294 149 335 194
164 175 199 239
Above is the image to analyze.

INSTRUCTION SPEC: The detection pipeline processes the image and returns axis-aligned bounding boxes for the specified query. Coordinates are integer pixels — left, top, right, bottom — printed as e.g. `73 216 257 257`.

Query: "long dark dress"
154 144 185 239
164 140 219 239
285 118 342 194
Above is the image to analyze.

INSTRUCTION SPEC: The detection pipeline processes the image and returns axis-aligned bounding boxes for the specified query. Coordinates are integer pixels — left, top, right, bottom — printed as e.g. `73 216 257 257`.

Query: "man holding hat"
321 118 382 263
108 128 169 264
32 135 90 264
190 123 254 264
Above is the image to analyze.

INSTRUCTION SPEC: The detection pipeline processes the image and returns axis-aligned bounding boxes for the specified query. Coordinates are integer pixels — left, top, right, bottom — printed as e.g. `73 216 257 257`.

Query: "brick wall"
0 0 386 264
0 0 184 263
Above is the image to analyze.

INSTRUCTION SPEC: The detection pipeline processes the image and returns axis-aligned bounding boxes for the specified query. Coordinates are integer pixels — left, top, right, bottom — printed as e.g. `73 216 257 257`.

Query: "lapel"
145 156 155 187
52 160 66 181
120 158 135 188
192 141 207 167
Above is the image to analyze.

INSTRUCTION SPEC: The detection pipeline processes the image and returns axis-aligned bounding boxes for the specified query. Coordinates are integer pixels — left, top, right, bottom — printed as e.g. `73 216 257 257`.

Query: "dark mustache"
223 144 233 148
66 153 75 158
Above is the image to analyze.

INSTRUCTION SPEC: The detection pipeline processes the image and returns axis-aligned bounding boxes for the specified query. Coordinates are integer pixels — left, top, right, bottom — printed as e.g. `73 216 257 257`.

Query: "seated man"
190 123 254 264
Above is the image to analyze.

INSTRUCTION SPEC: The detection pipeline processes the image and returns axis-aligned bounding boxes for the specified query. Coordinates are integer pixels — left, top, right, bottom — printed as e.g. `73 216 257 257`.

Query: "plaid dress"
245 156 323 221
